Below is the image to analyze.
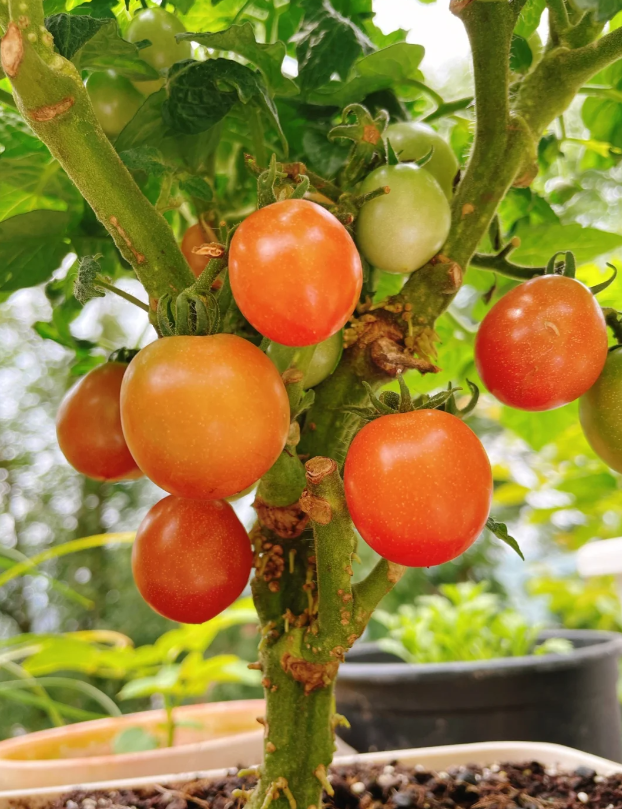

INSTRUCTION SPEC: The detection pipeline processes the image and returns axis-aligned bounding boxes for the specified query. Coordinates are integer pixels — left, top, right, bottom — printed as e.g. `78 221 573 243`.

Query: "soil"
23 760 622 809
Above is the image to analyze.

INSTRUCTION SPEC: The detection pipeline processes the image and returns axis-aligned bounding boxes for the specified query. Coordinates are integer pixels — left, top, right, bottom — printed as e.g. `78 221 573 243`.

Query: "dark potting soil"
24 760 622 809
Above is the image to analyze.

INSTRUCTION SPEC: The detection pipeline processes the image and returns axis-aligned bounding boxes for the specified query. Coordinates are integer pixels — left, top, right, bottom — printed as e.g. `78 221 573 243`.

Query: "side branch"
2 0 194 299
352 558 405 634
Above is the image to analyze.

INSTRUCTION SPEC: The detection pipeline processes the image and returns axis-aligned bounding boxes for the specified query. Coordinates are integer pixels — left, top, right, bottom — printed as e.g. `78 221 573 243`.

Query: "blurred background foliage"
2 0 622 741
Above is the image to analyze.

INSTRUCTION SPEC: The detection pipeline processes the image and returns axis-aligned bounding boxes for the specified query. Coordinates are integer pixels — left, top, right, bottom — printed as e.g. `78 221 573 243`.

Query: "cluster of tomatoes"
56 114 620 627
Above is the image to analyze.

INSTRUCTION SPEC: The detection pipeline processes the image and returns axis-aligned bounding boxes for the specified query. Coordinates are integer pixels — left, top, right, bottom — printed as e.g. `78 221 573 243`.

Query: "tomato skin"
267 331 343 389
356 163 451 274
229 200 363 346
475 275 608 411
132 496 253 624
580 348 622 472
386 122 459 198
126 7 192 96
344 409 492 567
181 223 209 278
86 71 144 138
56 362 142 482
120 334 290 500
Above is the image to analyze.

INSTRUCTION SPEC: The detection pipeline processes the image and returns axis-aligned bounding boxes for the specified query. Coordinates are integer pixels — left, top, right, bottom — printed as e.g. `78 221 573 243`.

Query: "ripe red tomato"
56 362 142 482
132 496 253 624
229 199 363 346
475 275 608 411
120 334 290 499
344 409 492 567
181 223 210 278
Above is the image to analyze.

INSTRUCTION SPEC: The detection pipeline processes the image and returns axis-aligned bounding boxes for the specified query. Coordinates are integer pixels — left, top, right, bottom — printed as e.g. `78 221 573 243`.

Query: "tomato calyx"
344 375 480 427
603 307 622 343
329 103 389 186
590 263 618 296
157 288 221 336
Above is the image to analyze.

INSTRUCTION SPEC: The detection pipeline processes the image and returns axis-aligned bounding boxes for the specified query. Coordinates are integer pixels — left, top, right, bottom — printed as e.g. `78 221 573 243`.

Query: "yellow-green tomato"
126 8 192 96
267 332 343 389
579 347 622 473
86 71 144 138
386 121 459 198
356 163 451 275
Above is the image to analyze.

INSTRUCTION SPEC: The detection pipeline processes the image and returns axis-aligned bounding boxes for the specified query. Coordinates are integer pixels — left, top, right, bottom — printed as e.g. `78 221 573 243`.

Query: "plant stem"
3 0 194 299
95 277 151 313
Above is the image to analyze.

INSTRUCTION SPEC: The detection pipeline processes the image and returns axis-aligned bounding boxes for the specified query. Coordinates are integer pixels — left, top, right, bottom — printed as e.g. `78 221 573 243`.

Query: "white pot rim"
2 741 621 804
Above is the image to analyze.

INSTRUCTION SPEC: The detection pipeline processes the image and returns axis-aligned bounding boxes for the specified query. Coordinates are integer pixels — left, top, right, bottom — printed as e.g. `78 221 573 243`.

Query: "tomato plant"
267 332 343 388
356 163 451 274
56 361 142 482
386 122 459 198
85 72 144 138
229 200 362 346
580 347 622 473
120 334 290 500
181 223 209 278
132 496 253 624
475 275 608 411
125 7 192 96
344 409 493 567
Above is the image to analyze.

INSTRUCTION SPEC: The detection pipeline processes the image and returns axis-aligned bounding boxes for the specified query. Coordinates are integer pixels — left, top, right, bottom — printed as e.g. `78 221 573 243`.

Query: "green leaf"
499 401 578 451
163 58 286 151
509 34 532 74
511 222 622 266
115 90 167 151
179 175 213 201
181 23 296 96
119 146 170 177
112 727 159 754
71 18 159 80
486 517 525 560
515 0 546 37
118 665 181 699
296 0 375 93
44 13 108 60
573 0 622 21
0 211 71 293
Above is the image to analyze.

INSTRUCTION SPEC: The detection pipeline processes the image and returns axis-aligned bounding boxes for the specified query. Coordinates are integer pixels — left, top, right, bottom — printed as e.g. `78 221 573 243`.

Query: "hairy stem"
2 0 194 299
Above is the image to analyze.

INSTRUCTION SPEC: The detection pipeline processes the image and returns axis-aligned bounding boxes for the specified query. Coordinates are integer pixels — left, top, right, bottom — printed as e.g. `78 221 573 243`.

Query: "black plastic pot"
336 629 622 761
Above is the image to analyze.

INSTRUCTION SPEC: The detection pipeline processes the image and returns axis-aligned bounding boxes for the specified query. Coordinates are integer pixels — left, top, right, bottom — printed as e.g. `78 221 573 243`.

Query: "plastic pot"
3 741 621 805
335 629 622 760
0 699 265 790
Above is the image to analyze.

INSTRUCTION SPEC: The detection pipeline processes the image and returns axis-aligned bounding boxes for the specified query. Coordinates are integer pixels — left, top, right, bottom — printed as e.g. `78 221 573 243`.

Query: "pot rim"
338 629 622 682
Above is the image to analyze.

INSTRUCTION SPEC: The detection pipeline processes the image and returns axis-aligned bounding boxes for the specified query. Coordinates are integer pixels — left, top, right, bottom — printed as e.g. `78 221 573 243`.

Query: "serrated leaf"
163 58 286 152
512 222 622 265
119 146 170 177
486 517 525 560
115 89 167 151
296 0 374 93
70 18 158 80
179 175 213 201
0 211 71 292
181 23 296 96
44 13 108 60
515 0 546 37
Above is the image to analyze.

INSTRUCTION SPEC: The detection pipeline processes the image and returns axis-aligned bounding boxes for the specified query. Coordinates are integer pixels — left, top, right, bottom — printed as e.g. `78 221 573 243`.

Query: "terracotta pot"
0 699 265 791
2 742 621 806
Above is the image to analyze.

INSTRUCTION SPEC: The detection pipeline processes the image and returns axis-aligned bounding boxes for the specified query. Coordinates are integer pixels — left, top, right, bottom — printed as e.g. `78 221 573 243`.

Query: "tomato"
132 496 253 624
120 334 290 499
475 275 608 411
267 331 343 389
356 163 451 274
580 347 622 472
229 199 363 346
126 7 192 96
386 122 459 198
56 361 142 482
344 409 492 567
86 71 144 138
181 223 210 278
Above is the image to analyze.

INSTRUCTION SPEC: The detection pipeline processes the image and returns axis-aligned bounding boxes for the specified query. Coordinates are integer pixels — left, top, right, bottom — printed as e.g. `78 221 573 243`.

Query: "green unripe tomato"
268 332 343 389
86 71 144 138
386 121 459 198
126 8 192 96
579 347 622 473
356 163 451 275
